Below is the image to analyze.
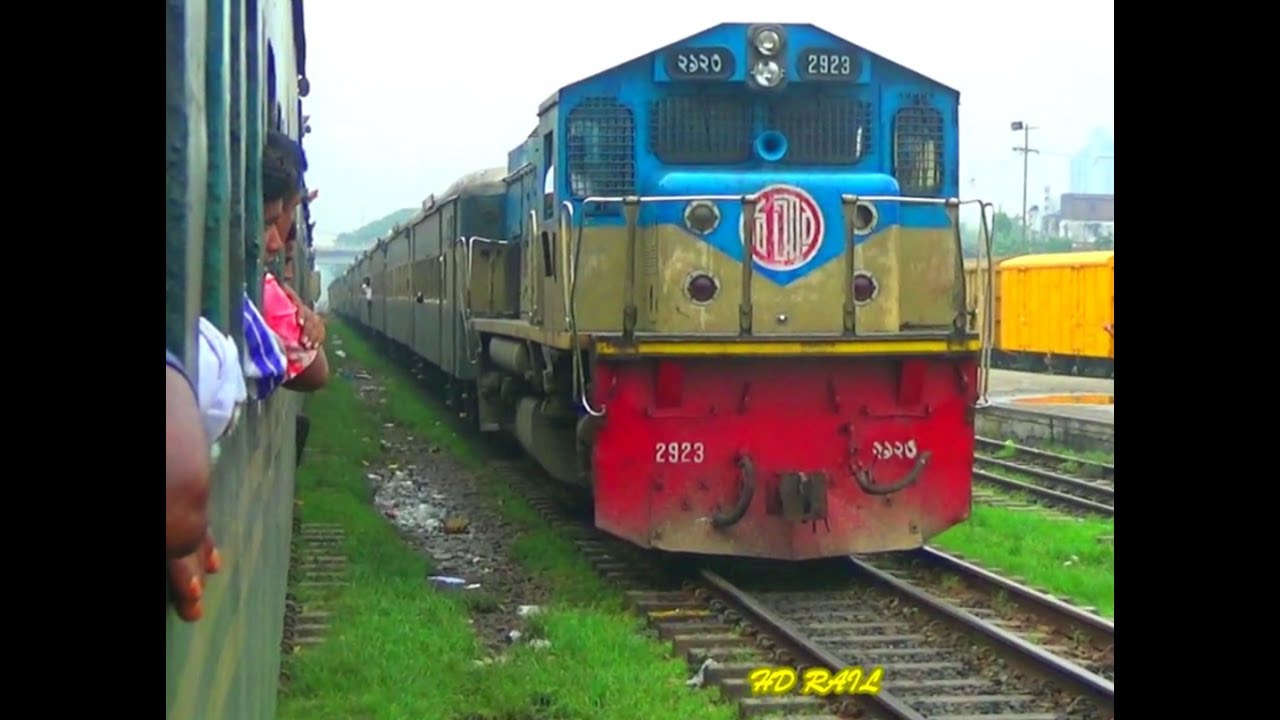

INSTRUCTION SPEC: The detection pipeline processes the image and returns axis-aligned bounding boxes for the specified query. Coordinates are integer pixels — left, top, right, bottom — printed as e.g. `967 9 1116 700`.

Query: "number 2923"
655 442 705 464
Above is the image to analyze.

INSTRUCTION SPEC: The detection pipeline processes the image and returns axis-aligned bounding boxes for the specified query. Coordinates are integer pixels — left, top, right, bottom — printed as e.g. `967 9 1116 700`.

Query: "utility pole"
1010 121 1039 246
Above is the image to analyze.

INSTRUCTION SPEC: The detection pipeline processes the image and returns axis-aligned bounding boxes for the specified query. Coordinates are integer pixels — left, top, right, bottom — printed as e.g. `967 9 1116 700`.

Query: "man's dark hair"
263 130 305 204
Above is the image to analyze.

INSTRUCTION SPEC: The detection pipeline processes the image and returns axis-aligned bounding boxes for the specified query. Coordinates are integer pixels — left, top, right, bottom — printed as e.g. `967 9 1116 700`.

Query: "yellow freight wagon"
963 257 1003 344
996 250 1114 377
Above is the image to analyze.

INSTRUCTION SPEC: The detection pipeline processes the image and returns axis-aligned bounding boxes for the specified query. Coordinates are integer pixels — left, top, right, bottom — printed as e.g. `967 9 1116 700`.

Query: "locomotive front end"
334 23 998 563
532 22 989 561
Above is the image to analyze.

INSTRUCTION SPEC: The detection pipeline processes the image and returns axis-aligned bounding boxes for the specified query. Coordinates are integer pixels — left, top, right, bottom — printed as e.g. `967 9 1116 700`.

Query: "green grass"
990 438 1113 467
1044 443 1113 467
277 321 735 720
931 505 1114 618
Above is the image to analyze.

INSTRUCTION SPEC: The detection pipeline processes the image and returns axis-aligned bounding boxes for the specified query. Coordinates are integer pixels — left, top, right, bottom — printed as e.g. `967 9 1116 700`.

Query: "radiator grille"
768 95 872 165
648 95 752 164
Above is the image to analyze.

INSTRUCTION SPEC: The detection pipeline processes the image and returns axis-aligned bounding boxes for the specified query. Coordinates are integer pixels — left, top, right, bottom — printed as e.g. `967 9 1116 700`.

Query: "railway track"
704 552 1113 720
372 333 1115 719
973 438 1114 517
855 547 1113 680
497 461 1114 720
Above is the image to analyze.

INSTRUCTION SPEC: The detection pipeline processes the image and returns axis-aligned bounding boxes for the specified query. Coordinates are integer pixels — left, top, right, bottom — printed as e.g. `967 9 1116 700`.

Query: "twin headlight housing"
749 25 785 89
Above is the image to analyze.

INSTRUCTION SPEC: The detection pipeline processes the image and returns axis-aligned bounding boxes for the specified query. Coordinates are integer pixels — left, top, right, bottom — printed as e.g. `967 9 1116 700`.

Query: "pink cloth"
261 273 316 380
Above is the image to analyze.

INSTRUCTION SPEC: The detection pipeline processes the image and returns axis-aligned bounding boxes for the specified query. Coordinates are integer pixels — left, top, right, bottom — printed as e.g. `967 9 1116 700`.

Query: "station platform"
977 369 1114 453
985 369 1114 424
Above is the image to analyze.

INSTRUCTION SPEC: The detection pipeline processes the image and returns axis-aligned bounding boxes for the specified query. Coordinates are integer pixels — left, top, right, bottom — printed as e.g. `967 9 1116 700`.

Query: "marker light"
853 272 878 304
684 201 721 235
852 201 878 235
686 272 720 304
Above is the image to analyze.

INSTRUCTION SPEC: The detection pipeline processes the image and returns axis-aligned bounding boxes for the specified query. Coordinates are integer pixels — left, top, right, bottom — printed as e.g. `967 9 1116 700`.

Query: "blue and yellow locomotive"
332 22 995 561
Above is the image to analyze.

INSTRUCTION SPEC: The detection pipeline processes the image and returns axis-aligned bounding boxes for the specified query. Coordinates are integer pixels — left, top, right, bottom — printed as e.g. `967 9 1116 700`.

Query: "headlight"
754 29 781 56
752 60 782 88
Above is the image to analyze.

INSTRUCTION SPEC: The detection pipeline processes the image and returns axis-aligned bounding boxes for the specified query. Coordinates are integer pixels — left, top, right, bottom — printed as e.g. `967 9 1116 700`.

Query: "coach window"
267 44 276 112
267 44 285 132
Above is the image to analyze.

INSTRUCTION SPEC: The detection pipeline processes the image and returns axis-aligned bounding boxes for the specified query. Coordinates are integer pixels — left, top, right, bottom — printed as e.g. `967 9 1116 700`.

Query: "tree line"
960 211 1113 259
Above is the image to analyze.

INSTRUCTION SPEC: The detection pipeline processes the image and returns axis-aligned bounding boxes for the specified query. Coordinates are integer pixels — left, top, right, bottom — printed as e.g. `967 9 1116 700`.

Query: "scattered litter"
650 608 712 620
366 473 382 482
472 655 509 667
528 639 551 650
686 658 720 688
517 605 542 617
443 516 471 534
334 349 347 358
506 630 522 644
428 576 469 590
465 583 481 590
383 423 395 428
355 371 373 380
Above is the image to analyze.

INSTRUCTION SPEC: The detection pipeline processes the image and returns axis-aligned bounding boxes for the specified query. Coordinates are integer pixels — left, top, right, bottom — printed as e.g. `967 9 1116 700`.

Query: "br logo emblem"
741 184 825 271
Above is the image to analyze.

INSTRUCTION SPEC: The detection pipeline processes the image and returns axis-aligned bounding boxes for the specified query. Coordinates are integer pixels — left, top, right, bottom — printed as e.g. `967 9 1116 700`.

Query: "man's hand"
167 531 221 622
299 307 326 349
278 283 325 348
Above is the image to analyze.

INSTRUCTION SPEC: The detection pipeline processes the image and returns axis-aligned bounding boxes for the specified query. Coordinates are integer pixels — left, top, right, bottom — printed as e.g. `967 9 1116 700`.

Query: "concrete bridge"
311 247 364 280
312 246 363 267
310 247 365 304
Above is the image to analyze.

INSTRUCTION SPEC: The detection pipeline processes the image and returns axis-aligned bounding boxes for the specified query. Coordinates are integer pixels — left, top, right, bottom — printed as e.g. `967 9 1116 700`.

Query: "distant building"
1046 193 1114 245
1070 127 1114 195
1037 185 1055 235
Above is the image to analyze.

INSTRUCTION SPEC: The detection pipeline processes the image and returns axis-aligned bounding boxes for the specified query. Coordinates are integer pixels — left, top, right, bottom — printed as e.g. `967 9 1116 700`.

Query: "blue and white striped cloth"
241 292 288 400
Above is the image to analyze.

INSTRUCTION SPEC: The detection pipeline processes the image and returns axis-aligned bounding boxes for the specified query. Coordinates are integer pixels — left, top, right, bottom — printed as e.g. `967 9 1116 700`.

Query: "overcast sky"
299 0 1113 241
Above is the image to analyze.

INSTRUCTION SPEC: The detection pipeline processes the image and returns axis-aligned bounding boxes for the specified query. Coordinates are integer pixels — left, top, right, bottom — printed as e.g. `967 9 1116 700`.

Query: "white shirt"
197 317 248 443
363 285 372 300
